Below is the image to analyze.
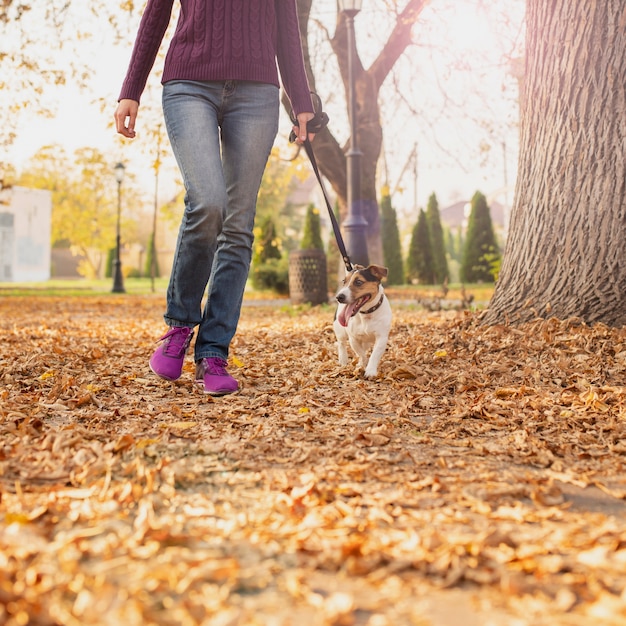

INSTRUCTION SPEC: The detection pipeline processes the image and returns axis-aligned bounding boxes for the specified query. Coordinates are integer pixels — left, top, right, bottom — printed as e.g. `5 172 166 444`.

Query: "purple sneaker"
195 357 239 396
149 326 194 381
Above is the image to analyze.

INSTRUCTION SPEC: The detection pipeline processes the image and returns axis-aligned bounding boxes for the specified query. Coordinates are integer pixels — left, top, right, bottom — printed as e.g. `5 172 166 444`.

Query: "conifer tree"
406 209 435 284
379 190 404 285
460 191 500 283
300 203 324 251
425 192 449 284
253 215 282 265
444 227 455 262
454 229 465 263
251 215 287 293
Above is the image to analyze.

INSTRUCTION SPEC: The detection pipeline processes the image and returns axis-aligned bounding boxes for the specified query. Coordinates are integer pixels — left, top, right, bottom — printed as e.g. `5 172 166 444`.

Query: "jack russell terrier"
333 264 392 378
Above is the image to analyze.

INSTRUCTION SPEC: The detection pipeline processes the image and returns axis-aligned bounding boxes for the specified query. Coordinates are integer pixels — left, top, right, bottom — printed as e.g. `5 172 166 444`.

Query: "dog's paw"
364 369 379 379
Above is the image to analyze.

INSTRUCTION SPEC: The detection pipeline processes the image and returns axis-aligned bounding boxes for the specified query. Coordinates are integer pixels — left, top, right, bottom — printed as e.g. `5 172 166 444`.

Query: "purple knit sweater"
119 0 312 116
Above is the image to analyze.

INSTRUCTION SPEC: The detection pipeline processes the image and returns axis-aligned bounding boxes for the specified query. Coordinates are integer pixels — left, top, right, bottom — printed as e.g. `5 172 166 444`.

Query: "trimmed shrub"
425 192 449 284
406 209 435 284
380 192 404 285
300 203 324 251
460 191 500 283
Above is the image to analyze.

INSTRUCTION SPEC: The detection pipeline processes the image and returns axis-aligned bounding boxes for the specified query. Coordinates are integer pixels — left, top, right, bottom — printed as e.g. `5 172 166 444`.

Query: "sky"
2 0 525 230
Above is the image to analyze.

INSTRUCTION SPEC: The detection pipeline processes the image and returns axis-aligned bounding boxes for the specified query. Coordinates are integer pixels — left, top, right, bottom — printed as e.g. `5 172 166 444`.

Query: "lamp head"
338 0 362 17
114 162 126 184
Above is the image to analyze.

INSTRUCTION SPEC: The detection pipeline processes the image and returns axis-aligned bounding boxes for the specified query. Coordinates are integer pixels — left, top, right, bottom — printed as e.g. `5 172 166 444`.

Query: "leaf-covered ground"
1 295 626 625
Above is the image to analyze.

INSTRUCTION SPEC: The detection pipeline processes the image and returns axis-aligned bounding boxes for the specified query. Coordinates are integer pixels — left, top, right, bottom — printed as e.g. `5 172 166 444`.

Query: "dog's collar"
361 293 385 315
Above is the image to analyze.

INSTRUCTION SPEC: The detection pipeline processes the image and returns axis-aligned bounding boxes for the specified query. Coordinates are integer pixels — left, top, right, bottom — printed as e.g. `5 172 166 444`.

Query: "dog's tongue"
338 297 368 327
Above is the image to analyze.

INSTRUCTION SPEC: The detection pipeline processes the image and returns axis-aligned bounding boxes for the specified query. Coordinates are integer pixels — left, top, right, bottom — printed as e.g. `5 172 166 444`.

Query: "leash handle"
288 92 329 143
289 93 354 273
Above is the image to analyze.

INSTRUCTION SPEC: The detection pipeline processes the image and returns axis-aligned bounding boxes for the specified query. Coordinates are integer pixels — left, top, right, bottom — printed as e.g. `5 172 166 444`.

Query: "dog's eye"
354 279 363 286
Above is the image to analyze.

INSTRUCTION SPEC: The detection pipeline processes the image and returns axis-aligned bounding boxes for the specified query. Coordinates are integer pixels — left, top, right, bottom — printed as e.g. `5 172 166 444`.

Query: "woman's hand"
293 111 316 144
114 99 139 139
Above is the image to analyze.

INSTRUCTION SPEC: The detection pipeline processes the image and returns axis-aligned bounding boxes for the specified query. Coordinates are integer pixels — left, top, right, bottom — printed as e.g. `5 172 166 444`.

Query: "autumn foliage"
1 295 626 624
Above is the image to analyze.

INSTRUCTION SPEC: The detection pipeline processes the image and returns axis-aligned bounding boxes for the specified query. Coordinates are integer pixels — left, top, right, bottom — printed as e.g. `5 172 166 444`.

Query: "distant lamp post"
112 161 126 293
339 0 368 266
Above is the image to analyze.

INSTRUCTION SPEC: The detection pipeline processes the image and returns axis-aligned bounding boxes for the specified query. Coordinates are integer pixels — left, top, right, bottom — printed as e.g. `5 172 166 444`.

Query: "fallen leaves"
1 296 626 625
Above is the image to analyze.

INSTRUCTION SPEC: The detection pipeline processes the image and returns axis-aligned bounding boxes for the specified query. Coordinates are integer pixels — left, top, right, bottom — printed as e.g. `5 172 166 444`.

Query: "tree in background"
253 216 282 265
406 209 434 284
293 0 433 263
256 148 307 237
460 191 500 283
425 192 449 285
379 189 404 285
444 225 463 283
251 215 288 294
300 203 324 251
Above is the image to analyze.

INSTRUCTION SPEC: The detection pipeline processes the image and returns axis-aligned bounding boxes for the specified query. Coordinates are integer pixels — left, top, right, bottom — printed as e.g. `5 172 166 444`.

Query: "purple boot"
149 326 194 381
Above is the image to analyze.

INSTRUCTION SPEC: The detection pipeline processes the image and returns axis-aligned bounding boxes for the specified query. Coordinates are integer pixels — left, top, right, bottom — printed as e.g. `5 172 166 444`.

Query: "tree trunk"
485 0 626 326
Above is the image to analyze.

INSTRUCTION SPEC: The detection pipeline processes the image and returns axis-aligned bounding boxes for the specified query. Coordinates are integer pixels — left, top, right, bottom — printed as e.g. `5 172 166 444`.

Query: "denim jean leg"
194 82 280 361
161 81 227 328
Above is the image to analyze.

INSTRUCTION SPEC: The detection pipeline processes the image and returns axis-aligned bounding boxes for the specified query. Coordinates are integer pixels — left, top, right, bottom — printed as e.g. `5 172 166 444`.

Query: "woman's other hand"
114 99 139 138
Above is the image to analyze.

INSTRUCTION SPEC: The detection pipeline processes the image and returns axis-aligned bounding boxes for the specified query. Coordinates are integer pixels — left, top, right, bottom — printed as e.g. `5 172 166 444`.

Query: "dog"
333 264 392 378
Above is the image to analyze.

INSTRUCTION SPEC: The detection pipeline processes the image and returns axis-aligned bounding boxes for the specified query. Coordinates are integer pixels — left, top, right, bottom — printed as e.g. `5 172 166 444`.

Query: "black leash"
290 94 354 273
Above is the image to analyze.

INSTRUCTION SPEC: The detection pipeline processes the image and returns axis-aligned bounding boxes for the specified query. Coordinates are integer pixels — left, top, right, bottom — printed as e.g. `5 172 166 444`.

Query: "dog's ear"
368 265 388 281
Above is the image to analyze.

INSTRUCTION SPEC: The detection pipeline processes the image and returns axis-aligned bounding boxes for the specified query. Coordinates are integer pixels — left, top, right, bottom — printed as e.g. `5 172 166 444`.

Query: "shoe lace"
160 327 192 357
205 357 228 376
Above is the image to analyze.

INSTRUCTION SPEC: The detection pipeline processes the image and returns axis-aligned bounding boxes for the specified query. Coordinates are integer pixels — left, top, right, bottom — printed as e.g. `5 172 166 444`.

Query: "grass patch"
0 278 494 307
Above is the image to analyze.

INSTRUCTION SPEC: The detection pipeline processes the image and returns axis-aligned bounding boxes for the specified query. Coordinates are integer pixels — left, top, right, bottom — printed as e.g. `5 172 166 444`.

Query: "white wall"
0 186 52 282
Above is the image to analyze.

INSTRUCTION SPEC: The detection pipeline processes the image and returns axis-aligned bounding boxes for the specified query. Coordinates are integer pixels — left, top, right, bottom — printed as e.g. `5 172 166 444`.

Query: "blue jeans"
161 80 279 361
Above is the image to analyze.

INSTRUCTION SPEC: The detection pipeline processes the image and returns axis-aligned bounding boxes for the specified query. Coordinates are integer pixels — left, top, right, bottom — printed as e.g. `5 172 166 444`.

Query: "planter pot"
288 249 328 305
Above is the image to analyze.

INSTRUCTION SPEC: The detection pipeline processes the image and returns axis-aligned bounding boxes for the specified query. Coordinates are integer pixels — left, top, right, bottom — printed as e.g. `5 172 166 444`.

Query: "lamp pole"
112 162 126 293
339 0 368 267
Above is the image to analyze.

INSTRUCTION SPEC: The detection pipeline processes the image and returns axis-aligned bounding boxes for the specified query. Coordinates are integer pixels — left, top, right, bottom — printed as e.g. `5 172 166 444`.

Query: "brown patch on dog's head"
340 264 388 287
336 264 389 326
361 264 388 282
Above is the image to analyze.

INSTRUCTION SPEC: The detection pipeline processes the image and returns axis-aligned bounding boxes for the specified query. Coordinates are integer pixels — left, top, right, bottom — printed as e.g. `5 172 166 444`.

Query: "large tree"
485 0 626 326
293 0 430 264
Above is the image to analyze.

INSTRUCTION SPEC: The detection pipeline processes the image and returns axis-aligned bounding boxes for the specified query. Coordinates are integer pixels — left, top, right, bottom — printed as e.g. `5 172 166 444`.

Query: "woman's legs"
161 79 279 363
195 81 279 361
162 80 226 328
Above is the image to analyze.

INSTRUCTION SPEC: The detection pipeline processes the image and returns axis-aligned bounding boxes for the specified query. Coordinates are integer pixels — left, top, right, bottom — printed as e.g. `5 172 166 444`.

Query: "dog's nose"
336 293 346 303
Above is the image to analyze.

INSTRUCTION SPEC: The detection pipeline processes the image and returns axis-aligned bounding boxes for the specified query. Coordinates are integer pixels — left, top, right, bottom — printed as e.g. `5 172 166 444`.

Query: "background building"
0 186 52 282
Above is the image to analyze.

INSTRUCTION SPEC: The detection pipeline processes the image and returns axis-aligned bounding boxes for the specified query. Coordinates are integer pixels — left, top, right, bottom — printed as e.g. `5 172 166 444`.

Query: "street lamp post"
112 162 126 293
339 0 368 267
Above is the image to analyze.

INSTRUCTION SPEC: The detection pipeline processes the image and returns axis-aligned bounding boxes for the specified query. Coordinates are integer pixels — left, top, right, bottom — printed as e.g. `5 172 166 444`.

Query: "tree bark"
484 0 626 326
292 0 429 266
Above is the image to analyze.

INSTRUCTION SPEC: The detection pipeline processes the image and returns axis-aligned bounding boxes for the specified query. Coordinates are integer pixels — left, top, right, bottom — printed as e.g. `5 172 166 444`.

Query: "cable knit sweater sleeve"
119 0 175 103
275 0 313 117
